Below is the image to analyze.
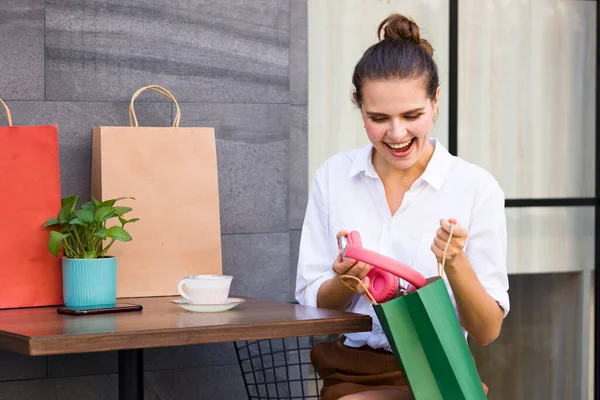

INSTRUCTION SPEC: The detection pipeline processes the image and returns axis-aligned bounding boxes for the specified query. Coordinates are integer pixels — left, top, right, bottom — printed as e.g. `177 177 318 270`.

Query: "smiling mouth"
385 138 415 157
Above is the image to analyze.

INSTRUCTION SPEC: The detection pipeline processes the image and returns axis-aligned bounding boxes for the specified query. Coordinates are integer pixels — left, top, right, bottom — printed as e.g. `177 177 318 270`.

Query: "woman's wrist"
334 274 362 299
317 274 356 310
443 250 469 276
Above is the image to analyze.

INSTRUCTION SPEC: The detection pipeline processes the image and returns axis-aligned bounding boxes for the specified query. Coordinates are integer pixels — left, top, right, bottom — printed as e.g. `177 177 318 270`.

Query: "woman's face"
360 78 439 172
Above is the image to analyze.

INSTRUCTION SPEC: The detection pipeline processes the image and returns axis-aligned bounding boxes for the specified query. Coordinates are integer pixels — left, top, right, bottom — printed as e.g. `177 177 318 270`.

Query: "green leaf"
113 196 135 202
97 197 134 209
83 250 97 259
95 227 108 238
61 195 79 208
43 217 60 228
74 209 94 223
98 199 117 208
48 231 69 257
69 218 87 227
95 207 116 222
114 206 132 216
119 216 139 226
58 196 79 223
107 226 132 242
82 201 96 212
92 197 101 206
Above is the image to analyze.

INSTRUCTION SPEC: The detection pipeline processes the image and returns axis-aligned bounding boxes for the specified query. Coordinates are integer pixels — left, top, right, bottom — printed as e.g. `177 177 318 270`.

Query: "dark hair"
352 14 439 107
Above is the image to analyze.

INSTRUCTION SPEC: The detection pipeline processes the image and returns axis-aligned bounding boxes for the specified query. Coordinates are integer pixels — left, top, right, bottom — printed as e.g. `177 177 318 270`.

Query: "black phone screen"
57 303 143 316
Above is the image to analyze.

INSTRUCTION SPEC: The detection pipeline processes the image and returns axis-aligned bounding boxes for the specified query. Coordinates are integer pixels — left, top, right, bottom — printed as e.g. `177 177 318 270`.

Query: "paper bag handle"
0 98 13 127
129 85 181 128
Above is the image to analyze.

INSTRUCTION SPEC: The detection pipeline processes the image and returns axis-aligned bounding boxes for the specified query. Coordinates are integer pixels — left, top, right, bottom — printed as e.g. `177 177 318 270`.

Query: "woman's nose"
388 120 408 140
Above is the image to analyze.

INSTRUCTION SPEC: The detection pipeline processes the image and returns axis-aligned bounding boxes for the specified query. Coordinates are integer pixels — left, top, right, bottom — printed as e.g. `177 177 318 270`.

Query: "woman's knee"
338 394 368 400
339 389 412 400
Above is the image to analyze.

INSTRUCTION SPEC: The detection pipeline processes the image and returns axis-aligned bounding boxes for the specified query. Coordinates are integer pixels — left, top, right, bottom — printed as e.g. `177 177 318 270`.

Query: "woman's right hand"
316 231 373 310
333 230 372 295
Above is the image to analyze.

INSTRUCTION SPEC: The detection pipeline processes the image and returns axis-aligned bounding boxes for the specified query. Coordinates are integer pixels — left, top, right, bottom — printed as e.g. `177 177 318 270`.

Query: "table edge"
20 315 372 356
0 330 31 356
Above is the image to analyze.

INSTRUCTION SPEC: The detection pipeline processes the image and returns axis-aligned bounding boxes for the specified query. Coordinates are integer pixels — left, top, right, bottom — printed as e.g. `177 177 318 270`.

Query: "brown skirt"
310 337 488 400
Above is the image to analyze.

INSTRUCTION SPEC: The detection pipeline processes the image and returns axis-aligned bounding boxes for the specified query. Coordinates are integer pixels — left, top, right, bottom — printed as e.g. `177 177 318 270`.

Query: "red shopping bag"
0 99 63 309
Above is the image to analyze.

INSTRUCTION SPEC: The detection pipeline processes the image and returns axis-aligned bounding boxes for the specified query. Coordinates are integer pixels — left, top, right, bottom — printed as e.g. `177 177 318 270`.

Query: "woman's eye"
404 114 422 121
370 117 387 123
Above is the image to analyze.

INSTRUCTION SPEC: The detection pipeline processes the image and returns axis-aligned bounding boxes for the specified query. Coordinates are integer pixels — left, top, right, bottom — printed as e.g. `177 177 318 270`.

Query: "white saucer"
171 297 245 313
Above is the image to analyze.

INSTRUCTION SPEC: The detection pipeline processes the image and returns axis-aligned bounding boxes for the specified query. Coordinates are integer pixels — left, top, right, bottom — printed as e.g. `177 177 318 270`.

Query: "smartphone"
57 303 143 316
338 235 348 258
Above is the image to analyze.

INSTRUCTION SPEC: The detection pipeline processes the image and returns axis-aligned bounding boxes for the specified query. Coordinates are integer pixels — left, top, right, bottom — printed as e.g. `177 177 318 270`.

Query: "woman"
295 13 509 400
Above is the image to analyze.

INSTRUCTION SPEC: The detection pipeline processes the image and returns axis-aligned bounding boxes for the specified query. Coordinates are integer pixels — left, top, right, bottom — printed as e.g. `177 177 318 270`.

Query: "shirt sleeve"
466 179 510 318
295 167 337 308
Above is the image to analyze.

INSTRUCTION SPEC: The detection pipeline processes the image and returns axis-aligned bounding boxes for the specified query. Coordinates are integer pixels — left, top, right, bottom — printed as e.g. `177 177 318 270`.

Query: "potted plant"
43 195 139 307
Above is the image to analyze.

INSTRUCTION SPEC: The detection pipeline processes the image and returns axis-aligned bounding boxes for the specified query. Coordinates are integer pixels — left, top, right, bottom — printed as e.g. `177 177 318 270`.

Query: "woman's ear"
432 85 441 112
352 92 361 109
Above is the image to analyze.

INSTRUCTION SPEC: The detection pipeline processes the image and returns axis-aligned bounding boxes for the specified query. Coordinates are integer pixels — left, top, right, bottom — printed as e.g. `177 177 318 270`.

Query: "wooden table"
0 296 372 400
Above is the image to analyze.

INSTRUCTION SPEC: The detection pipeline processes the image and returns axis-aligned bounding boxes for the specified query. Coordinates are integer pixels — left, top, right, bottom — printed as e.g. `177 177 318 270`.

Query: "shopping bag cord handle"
0 98 12 126
339 275 378 305
340 222 454 304
129 85 181 128
438 223 454 279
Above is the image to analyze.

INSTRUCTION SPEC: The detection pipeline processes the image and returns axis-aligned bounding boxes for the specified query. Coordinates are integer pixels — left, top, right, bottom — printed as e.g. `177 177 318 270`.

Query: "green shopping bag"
373 276 487 400
339 225 487 399
340 273 487 399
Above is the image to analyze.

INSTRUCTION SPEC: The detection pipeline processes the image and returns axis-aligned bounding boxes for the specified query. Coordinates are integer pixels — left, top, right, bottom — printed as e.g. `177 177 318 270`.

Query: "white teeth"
388 139 412 150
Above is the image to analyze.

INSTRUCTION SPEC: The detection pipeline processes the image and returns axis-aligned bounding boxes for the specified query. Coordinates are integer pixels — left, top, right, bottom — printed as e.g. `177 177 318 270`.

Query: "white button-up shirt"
295 138 510 351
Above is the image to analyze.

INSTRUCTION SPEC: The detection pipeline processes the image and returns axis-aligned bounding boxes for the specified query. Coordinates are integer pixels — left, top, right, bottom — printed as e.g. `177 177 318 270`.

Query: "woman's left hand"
431 218 468 267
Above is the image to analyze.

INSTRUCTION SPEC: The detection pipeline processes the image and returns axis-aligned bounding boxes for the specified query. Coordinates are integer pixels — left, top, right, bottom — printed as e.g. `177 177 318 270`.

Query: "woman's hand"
430 218 504 345
334 231 372 294
316 230 372 310
431 218 468 268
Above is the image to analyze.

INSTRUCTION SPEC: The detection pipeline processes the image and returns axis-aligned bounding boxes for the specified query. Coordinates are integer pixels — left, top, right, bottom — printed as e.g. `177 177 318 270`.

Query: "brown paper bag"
91 85 222 298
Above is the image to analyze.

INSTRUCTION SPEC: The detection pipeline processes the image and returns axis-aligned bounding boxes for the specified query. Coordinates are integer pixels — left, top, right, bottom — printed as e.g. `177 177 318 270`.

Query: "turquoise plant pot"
62 257 117 307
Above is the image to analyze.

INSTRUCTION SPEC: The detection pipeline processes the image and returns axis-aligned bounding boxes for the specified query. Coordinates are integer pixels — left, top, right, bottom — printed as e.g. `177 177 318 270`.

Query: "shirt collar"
347 138 454 190
348 144 378 179
419 138 454 190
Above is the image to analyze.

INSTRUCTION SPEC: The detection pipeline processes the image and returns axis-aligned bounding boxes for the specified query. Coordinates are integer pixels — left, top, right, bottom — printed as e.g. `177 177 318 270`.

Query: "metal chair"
234 334 339 400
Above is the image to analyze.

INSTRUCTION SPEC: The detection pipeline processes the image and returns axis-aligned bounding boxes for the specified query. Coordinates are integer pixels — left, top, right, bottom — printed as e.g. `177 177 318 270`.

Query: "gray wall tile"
0 0 44 100
289 106 308 229
144 343 236 370
145 370 174 400
0 372 174 400
5 101 171 202
0 375 117 400
47 352 117 378
179 103 289 234
174 365 247 400
290 0 308 105
45 0 289 103
0 350 45 382
222 233 291 302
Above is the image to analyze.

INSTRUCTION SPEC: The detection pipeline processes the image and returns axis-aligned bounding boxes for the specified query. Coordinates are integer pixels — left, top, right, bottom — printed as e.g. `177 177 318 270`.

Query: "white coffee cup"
177 275 233 304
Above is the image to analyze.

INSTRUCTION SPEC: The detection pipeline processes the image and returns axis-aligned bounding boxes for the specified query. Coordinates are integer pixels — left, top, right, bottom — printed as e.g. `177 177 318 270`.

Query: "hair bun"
378 13 434 56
